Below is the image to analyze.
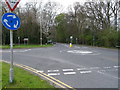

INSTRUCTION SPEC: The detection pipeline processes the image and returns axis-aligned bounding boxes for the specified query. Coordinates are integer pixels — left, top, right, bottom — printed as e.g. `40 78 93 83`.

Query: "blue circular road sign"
2 13 20 30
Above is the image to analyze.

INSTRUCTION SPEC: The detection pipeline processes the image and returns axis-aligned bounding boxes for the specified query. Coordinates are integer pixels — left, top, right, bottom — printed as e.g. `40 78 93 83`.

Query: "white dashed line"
77 68 87 70
48 70 59 72
63 69 74 72
48 73 60 76
64 72 76 75
99 70 106 72
80 71 92 74
97 71 120 79
1 49 32 53
89 67 100 69
104 67 111 69
37 70 44 73
114 66 120 68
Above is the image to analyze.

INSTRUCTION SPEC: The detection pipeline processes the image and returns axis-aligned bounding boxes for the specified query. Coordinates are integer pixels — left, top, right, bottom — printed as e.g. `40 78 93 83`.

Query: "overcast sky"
19 0 87 12
20 0 86 6
1 0 87 13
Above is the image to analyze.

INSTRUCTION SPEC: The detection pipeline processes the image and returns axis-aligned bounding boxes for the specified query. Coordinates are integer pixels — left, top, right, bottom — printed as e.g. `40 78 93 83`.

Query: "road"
2 43 119 88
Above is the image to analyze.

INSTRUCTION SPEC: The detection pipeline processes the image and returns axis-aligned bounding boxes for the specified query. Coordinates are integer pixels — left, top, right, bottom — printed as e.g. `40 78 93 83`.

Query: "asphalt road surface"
2 43 119 88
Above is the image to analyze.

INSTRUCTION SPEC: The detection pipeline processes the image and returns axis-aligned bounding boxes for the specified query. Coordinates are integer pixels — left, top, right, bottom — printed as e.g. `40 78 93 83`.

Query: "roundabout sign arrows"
2 13 20 30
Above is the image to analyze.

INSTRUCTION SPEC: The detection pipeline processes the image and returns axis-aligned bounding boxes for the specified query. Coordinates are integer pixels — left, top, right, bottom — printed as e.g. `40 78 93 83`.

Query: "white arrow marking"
14 21 18 28
4 19 11 27
13 15 16 18
7 15 13 17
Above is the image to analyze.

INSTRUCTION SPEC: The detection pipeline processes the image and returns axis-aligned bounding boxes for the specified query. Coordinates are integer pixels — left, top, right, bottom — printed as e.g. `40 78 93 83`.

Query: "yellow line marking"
15 64 67 89
17 64 75 89
2 60 76 90
20 64 74 89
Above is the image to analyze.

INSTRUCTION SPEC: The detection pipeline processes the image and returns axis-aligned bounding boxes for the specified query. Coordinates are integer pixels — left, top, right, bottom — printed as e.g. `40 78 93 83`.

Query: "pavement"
2 43 119 88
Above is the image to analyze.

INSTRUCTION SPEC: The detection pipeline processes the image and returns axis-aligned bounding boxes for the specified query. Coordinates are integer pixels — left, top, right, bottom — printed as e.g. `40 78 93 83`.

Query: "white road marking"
37 70 44 73
60 51 62 53
77 68 87 70
67 50 93 54
48 70 59 72
1 49 31 53
90 53 101 55
99 70 106 72
114 66 120 68
48 73 60 76
74 46 80 48
97 71 120 79
104 67 111 69
82 47 88 49
89 67 100 69
80 71 92 74
64 72 76 75
63 69 74 72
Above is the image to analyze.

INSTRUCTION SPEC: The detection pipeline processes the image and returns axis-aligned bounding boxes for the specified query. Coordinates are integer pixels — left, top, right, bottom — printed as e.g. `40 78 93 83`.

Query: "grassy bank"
0 44 53 49
1 62 55 89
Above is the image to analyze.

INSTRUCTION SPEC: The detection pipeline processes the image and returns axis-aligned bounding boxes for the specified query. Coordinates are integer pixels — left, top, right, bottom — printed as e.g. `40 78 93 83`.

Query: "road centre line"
63 69 74 71
64 72 76 75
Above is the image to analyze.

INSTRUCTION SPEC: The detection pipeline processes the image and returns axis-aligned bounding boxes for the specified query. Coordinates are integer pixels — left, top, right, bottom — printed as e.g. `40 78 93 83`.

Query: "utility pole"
40 12 42 45
18 37 20 45
40 20 42 45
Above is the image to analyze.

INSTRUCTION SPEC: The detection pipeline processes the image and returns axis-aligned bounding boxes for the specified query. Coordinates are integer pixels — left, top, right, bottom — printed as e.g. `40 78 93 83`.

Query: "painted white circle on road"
67 50 93 54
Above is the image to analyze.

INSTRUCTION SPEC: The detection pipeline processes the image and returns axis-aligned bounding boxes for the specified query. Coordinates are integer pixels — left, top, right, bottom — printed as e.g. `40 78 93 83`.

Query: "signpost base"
9 68 14 83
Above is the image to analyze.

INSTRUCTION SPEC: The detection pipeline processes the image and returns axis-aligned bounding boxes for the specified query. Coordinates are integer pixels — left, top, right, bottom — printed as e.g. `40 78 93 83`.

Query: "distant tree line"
1 0 120 48
55 0 120 47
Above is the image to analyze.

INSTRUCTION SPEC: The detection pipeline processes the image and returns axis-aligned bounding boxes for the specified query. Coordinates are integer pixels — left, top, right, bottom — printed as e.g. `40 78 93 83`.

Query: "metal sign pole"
10 30 14 83
2 0 21 83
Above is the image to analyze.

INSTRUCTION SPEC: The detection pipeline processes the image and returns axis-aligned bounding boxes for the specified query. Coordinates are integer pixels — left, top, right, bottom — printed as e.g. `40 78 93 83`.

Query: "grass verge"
1 62 55 89
0 44 53 49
